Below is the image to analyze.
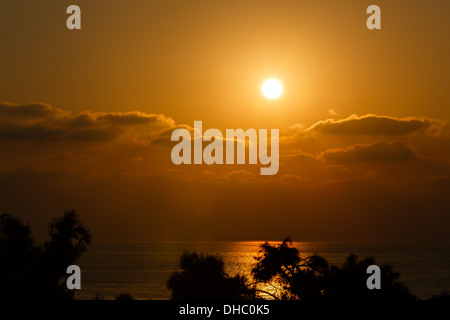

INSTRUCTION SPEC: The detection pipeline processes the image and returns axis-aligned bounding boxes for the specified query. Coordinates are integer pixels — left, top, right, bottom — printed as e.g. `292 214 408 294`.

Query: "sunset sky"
1 0 449 242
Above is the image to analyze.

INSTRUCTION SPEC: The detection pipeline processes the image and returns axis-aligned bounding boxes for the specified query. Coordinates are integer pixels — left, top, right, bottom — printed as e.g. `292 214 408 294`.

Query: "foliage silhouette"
325 254 414 300
168 238 417 301
251 237 415 300
167 252 255 300
0 210 91 299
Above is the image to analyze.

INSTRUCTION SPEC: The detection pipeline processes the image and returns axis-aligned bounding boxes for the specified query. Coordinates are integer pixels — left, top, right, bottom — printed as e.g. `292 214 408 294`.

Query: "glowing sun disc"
262 79 283 99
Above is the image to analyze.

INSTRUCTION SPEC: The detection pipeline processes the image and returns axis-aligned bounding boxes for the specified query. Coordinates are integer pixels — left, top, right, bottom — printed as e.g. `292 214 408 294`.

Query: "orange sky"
0 1 449 242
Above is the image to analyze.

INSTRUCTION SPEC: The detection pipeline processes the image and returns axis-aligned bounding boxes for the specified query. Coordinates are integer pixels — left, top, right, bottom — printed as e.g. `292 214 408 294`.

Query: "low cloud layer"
320 140 421 163
1 102 450 242
0 102 175 142
308 114 445 135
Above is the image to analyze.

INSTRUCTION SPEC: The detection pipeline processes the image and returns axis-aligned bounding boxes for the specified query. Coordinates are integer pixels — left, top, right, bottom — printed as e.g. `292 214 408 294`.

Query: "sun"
262 78 283 99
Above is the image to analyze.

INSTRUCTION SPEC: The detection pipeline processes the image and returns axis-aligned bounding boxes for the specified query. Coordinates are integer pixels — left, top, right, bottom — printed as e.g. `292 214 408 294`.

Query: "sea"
74 241 450 300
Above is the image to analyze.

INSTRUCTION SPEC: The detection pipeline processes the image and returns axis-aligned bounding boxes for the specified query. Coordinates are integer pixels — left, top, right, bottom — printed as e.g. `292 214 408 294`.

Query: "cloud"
150 124 194 145
0 122 120 142
0 102 175 142
39 153 95 162
149 124 252 149
320 140 421 163
97 112 175 127
198 169 262 183
285 150 317 162
307 114 445 136
0 102 56 119
328 109 338 116
279 174 309 183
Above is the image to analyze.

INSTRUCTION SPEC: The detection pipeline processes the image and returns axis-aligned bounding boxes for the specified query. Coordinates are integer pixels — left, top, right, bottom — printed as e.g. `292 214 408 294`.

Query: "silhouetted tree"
0 214 37 299
251 237 415 300
167 252 255 300
325 254 414 300
0 210 91 299
251 238 328 300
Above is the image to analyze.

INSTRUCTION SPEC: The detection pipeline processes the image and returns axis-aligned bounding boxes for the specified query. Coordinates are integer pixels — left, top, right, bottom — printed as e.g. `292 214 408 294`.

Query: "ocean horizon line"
81 240 450 245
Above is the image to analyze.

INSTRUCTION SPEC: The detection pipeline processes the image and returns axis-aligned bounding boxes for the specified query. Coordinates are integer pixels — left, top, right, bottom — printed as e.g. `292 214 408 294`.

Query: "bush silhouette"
0 214 37 299
0 210 91 299
251 238 415 300
167 252 255 300
168 239 416 300
325 254 414 300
